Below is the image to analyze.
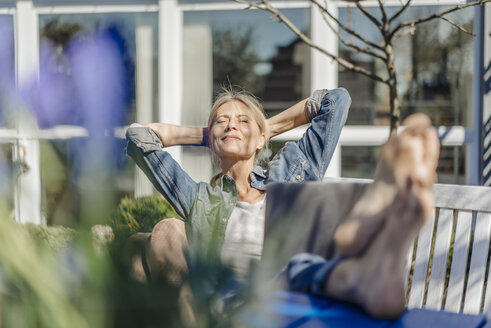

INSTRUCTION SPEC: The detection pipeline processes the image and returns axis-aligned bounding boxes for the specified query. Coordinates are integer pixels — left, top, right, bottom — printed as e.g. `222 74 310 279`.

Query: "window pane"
37 13 158 224
341 145 466 184
341 146 379 179
338 6 474 127
0 143 14 216
182 9 309 181
183 9 310 115
0 15 14 216
0 15 15 128
38 13 159 127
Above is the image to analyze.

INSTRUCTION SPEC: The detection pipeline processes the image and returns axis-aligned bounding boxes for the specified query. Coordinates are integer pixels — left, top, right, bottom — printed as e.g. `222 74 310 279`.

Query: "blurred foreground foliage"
0 206 88 328
24 223 75 252
0 197 185 328
0 195 237 328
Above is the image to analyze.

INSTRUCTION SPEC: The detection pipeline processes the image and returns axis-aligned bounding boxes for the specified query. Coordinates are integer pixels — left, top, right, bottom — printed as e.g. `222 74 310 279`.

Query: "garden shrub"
110 194 180 240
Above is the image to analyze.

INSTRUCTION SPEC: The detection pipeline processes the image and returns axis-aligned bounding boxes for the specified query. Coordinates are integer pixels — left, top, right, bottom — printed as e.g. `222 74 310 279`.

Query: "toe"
402 113 432 131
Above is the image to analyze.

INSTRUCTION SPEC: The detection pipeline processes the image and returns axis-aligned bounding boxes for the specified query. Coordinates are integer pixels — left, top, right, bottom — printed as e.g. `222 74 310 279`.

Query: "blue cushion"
242 291 487 328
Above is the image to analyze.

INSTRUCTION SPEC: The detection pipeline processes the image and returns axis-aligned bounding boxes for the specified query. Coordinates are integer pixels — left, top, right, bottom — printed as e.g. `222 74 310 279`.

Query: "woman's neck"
221 158 254 184
220 157 264 203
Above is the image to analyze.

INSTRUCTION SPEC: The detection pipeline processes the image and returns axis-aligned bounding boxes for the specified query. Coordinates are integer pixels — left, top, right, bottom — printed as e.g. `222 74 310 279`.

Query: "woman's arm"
145 123 207 148
266 99 309 139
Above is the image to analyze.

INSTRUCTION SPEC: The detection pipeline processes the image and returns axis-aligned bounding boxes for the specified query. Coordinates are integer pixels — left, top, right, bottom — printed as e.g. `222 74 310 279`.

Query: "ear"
257 132 266 150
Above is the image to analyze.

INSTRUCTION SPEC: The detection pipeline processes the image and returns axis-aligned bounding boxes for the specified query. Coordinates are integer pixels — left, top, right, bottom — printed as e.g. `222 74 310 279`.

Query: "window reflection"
38 13 159 127
341 145 466 184
182 9 309 181
183 9 310 115
0 15 14 216
338 6 474 127
0 15 14 128
37 13 158 224
337 6 473 183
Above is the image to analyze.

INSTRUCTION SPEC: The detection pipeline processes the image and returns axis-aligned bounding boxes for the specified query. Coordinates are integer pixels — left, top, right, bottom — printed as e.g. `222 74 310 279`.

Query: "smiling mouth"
222 135 241 141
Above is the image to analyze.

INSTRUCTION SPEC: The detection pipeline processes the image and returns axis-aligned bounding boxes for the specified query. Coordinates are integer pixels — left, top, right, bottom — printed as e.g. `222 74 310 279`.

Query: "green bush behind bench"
109 194 181 241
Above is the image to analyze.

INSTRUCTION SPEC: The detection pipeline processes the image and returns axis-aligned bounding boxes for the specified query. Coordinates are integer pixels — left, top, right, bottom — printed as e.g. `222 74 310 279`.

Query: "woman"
125 87 351 320
126 88 441 322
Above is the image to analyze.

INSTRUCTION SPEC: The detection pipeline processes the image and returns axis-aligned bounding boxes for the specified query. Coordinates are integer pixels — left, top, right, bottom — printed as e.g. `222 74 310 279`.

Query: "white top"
220 196 266 278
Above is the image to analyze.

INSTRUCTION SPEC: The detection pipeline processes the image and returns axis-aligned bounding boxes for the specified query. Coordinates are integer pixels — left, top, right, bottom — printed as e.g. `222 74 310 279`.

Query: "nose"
226 118 238 130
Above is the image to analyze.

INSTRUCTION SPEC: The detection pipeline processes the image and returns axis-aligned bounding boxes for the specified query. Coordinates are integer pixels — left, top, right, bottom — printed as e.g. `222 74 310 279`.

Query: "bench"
263 179 491 316
407 182 491 315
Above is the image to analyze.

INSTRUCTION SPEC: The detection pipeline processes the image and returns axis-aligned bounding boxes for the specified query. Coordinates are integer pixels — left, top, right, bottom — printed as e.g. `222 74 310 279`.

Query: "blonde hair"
208 87 269 164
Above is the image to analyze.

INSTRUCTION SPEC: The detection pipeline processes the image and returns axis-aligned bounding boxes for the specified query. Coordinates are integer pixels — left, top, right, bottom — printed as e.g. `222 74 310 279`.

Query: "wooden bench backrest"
407 183 491 315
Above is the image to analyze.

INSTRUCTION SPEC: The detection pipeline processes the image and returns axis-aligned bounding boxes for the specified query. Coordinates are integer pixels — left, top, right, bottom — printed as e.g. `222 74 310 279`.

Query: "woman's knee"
152 218 186 237
327 88 351 128
330 88 351 107
150 218 188 252
147 218 189 283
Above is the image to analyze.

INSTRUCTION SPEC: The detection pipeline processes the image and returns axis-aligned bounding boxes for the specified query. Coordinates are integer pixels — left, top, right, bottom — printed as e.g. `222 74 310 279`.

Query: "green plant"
110 195 181 240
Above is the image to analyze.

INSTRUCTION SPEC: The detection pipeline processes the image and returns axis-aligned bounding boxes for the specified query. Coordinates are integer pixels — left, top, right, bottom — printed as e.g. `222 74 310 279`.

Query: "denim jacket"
125 88 351 264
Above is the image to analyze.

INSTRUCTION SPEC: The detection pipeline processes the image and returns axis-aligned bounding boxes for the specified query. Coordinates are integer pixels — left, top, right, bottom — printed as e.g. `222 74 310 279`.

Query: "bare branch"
355 2 383 30
388 0 412 24
310 0 385 51
235 0 388 84
391 0 491 39
392 25 416 41
439 16 475 36
318 7 387 60
377 0 388 26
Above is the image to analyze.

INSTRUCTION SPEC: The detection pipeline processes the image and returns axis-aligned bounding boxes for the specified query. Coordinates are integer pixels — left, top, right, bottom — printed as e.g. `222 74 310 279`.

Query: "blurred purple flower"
28 40 80 128
24 25 129 132
68 29 127 134
0 16 14 84
0 16 15 126
64 27 130 176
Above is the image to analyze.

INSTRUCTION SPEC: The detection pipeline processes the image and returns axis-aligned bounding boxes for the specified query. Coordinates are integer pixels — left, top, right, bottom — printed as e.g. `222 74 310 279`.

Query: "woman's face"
209 100 265 162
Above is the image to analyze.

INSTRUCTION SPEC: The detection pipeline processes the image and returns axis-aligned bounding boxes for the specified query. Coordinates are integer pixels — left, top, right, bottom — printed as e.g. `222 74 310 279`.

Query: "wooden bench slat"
483 213 491 311
408 213 436 309
444 210 473 313
433 184 491 212
426 209 454 310
324 178 491 212
405 243 414 286
463 212 491 314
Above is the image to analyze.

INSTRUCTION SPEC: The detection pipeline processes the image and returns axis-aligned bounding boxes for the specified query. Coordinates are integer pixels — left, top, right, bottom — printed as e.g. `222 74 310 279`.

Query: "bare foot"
326 184 429 318
334 114 439 256
324 113 439 318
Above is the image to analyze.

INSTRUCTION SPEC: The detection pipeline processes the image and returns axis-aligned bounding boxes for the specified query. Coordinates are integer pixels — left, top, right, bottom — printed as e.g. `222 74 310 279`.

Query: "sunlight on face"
209 101 265 162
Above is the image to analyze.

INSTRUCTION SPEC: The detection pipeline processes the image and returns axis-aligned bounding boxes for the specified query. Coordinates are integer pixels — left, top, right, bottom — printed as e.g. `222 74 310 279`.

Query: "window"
0 14 15 128
182 8 310 180
0 15 14 215
38 13 159 127
183 8 310 116
341 144 466 184
337 5 474 183
37 12 159 224
338 6 474 127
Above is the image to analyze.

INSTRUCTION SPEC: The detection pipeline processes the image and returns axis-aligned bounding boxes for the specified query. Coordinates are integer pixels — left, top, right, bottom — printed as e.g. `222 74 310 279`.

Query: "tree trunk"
385 43 400 137
389 79 400 136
